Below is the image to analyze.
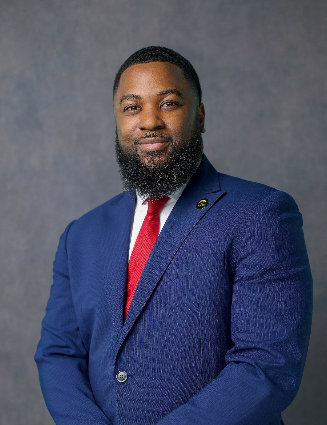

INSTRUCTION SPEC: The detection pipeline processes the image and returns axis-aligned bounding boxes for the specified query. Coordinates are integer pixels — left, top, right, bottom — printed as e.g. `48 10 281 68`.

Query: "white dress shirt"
128 183 187 259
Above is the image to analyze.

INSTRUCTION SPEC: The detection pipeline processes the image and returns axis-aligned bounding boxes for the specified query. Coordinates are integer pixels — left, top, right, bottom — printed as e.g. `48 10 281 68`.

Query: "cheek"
116 125 138 154
170 115 199 139
116 119 136 141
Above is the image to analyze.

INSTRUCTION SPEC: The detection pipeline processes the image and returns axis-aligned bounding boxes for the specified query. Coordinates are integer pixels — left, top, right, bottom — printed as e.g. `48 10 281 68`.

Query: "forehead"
115 61 194 99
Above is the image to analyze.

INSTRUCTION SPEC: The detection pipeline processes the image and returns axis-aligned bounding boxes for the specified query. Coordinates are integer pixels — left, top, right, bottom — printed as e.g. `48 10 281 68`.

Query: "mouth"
137 136 170 152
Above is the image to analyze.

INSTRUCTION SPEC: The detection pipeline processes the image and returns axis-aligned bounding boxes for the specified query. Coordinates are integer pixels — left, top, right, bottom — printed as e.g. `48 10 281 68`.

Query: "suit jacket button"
116 370 128 383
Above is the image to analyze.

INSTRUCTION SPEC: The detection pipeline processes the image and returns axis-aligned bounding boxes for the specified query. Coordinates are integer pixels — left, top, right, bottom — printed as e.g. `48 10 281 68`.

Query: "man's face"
113 61 205 198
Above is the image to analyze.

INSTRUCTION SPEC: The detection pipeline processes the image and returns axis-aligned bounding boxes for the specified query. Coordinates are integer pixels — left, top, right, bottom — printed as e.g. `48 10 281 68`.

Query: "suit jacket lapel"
116 156 226 350
103 191 135 333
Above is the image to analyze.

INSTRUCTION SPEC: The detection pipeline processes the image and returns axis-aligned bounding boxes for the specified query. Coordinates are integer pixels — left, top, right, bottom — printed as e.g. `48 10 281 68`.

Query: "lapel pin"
196 199 209 210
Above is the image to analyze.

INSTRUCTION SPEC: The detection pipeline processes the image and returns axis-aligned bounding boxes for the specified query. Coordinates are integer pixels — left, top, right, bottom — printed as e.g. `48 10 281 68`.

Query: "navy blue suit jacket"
35 155 312 425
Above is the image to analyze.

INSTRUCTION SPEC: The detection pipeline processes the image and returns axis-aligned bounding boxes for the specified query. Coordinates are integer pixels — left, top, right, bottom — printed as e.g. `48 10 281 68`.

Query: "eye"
123 104 140 113
161 100 180 109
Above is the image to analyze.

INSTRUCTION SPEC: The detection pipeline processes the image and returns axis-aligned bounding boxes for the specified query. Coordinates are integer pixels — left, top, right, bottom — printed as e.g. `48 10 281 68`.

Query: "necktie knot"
146 196 170 215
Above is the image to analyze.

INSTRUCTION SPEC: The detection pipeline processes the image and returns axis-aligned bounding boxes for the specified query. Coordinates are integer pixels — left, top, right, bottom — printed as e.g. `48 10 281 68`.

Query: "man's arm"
34 221 111 425
157 190 312 425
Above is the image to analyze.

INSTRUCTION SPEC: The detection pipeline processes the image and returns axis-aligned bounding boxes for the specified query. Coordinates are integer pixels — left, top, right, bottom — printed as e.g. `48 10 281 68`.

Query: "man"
35 46 312 425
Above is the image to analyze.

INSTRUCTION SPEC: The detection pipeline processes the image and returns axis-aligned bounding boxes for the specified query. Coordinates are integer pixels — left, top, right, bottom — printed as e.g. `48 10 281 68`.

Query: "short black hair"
113 46 202 104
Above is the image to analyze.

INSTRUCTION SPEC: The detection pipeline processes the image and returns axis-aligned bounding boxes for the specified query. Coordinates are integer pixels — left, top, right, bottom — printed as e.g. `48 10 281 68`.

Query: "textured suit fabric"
35 155 312 425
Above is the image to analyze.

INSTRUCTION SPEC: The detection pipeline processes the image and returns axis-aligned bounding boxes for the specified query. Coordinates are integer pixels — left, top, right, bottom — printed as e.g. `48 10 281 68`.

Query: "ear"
198 103 206 133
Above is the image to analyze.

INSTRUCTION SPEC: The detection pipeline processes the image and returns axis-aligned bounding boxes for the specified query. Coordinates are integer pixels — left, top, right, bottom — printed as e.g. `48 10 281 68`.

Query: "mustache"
134 132 172 145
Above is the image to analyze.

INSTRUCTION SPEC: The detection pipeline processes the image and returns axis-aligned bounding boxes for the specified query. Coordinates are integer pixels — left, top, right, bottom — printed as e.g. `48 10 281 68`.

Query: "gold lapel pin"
196 199 209 210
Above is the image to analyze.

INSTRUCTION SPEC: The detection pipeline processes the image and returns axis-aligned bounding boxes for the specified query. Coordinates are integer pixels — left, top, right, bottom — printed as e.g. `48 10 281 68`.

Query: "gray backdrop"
1 1 326 424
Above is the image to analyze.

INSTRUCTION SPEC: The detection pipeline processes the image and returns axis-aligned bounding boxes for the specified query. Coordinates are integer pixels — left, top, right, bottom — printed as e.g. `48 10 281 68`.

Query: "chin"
139 151 169 167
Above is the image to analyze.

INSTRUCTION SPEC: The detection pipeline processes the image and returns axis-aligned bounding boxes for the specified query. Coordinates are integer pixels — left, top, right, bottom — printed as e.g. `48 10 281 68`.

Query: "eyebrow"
119 94 141 105
119 89 184 105
157 89 184 98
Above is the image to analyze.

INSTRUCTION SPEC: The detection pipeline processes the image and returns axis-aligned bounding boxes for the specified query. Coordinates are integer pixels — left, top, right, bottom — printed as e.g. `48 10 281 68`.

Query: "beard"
115 128 203 200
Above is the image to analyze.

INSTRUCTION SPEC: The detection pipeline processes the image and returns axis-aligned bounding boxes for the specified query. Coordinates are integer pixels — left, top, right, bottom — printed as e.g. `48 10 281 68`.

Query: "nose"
138 105 165 131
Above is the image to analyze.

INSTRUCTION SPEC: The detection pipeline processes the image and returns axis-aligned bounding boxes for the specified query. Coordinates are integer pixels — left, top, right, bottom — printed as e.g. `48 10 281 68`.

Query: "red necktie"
124 196 170 319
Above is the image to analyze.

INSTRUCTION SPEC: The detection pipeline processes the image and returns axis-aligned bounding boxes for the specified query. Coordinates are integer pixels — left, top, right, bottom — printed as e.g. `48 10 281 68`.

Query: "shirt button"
116 370 128 383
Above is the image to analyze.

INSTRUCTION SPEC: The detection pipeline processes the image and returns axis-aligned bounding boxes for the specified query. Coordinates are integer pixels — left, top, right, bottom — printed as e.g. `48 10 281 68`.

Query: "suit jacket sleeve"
156 190 312 425
34 221 112 425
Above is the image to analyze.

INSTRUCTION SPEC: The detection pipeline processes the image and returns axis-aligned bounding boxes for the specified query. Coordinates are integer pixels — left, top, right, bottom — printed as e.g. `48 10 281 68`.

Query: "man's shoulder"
219 171 277 196
202 158 299 217
201 156 287 203
61 191 134 242
215 171 300 221
78 190 133 222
